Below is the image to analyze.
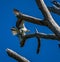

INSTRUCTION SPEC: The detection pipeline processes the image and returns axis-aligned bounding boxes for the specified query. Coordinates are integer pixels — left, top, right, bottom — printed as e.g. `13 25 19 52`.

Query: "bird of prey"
11 26 29 41
48 0 60 15
12 9 41 53
11 9 31 51
13 9 30 35
11 26 41 54
11 8 30 46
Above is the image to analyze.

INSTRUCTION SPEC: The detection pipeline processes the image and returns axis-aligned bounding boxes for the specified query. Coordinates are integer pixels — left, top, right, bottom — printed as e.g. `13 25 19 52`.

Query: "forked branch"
14 0 60 38
36 0 60 38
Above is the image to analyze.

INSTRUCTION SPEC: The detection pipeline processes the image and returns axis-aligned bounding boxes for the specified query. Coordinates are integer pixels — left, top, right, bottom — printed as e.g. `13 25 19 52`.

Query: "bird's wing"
21 24 30 33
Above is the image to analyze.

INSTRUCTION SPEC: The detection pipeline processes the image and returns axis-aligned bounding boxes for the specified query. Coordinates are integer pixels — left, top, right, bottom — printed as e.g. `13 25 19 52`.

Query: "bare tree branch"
22 33 60 40
36 0 60 38
20 33 41 54
19 33 60 54
10 0 60 56
6 48 30 62
13 9 47 26
14 0 60 38
21 14 47 26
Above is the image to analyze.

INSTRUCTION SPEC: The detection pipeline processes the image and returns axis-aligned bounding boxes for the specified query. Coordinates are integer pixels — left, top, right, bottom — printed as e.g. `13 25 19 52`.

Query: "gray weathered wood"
13 9 47 26
36 0 60 38
6 48 30 62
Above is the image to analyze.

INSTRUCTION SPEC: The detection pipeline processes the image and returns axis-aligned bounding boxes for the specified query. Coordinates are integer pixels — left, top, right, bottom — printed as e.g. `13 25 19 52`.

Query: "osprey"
12 9 41 54
11 26 41 54
11 21 30 36
11 26 30 49
19 23 30 35
11 9 30 47
11 24 30 40
12 9 30 36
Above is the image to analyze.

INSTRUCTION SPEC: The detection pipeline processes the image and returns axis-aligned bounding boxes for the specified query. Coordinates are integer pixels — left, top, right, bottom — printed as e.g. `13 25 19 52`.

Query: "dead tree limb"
22 33 60 41
14 1 60 38
20 33 60 50
11 0 60 55
14 0 60 38
14 9 47 26
20 14 47 26
20 33 60 54
6 48 30 62
36 0 60 38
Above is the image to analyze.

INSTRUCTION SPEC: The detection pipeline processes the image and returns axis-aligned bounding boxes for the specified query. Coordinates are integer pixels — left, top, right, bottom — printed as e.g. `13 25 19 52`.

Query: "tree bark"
22 33 60 41
13 10 47 26
36 0 60 38
6 48 30 62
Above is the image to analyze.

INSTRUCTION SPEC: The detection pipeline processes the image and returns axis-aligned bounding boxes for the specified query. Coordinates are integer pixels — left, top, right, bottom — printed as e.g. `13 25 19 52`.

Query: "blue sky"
0 0 60 62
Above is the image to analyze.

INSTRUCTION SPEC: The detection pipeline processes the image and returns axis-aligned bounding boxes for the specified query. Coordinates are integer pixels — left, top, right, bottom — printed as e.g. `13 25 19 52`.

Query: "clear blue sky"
0 0 60 62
